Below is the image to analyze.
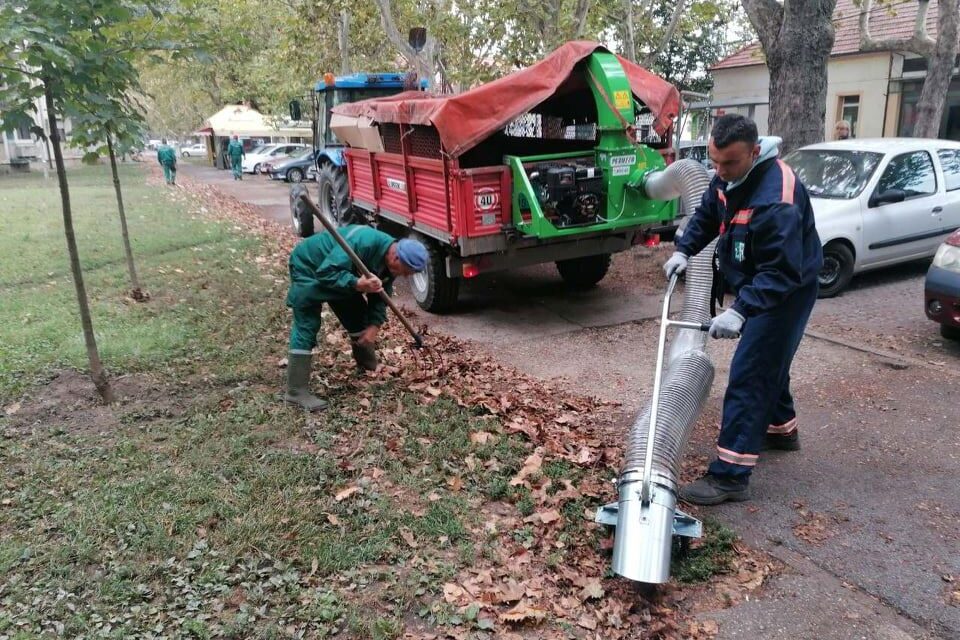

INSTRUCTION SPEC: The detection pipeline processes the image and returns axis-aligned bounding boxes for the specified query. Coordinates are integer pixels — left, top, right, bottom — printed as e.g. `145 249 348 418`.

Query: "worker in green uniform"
227 134 245 180
156 138 177 185
284 226 429 411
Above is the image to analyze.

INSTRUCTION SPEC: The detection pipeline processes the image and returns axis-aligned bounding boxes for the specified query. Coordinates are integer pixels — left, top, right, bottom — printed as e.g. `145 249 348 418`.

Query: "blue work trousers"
709 280 818 479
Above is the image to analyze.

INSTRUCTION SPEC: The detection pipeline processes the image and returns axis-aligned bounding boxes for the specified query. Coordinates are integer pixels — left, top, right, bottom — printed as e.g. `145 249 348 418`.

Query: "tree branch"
573 0 592 39
741 0 784 52
859 0 935 56
641 0 686 67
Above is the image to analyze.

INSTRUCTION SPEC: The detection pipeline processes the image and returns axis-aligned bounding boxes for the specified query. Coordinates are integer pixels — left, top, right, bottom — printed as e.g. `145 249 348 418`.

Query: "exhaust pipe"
605 160 716 583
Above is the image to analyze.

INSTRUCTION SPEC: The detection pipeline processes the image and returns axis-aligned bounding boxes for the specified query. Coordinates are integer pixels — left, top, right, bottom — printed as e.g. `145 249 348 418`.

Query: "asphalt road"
182 162 960 639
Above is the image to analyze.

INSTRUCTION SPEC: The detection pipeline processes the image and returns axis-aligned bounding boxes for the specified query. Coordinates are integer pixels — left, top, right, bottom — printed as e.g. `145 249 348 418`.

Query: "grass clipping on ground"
0 167 773 639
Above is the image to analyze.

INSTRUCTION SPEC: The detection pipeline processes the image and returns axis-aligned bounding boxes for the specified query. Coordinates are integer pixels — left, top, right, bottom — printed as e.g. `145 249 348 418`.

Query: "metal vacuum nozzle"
599 159 715 584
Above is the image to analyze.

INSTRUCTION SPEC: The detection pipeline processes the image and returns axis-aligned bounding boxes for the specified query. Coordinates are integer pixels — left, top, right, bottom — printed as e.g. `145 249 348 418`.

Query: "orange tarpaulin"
331 41 680 158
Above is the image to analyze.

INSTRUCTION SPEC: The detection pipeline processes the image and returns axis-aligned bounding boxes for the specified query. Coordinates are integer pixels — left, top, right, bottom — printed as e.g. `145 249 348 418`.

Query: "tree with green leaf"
0 0 174 402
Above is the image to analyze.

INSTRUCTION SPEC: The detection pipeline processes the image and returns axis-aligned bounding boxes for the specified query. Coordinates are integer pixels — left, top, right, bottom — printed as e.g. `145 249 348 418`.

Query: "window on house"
15 119 32 140
838 95 860 137
937 149 960 191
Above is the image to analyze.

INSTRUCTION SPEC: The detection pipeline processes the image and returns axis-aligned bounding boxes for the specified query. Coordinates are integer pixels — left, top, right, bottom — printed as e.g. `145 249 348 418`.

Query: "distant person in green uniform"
156 139 177 185
284 226 428 411
227 134 245 180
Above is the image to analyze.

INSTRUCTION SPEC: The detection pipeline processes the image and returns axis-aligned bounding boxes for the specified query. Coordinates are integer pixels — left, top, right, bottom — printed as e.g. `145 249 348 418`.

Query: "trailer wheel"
556 254 612 290
409 237 460 313
289 183 314 238
317 163 358 226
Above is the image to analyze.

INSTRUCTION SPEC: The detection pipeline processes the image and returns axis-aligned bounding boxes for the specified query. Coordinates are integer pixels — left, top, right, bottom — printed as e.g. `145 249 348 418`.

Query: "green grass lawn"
0 165 528 638
0 165 257 399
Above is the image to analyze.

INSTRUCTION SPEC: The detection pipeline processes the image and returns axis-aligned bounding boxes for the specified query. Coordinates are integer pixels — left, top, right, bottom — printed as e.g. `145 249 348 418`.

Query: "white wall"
711 52 893 139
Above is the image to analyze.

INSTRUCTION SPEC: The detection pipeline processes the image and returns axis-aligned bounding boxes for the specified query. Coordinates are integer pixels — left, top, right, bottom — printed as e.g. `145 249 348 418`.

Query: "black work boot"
763 431 801 451
679 473 750 506
283 352 328 412
350 339 379 372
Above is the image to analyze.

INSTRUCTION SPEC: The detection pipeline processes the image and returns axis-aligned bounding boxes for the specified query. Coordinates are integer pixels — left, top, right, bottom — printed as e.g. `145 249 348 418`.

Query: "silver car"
783 138 960 297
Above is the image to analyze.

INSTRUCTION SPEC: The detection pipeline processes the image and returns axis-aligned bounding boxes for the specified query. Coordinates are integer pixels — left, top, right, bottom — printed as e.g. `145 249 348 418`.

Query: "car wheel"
817 242 854 298
409 234 460 313
253 163 262 174
181 151 189 158
289 183 314 238
941 323 960 341
287 168 303 183
556 254 612 290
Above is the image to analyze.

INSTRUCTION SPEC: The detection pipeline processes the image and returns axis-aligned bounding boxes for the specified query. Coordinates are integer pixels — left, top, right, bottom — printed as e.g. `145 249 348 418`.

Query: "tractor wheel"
409 236 459 313
817 242 854 298
556 253 612 290
287 167 303 183
289 183 314 238
317 163 358 226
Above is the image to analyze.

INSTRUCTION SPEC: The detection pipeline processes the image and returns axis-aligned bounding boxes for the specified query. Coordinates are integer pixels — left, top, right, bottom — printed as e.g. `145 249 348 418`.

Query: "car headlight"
933 243 960 272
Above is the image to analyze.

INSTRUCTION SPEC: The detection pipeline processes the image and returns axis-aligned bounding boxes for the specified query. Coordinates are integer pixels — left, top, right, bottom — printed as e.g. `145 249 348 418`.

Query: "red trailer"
300 42 681 312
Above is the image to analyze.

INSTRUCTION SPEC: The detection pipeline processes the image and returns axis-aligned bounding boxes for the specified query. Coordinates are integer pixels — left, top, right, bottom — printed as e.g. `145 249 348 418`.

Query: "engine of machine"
527 161 605 227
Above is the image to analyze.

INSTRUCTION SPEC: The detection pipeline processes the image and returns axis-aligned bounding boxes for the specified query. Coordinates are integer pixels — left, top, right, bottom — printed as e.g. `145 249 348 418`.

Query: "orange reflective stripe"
731 209 753 225
778 160 796 204
767 417 798 435
717 446 759 466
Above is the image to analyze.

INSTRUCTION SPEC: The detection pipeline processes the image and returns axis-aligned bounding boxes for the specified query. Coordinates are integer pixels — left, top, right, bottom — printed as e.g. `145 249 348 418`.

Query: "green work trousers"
289 294 373 352
161 163 176 184
231 156 243 179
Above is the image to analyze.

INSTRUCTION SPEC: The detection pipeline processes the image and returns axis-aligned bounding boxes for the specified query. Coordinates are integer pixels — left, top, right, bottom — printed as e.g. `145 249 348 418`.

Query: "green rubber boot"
284 352 328 412
350 339 379 372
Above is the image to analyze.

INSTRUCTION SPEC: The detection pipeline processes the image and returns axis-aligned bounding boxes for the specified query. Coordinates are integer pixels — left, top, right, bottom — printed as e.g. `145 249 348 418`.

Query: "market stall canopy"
199 104 311 138
331 41 680 158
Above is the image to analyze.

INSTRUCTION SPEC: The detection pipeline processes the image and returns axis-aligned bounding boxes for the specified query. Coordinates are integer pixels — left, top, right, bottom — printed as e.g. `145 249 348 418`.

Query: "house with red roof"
707 0 957 140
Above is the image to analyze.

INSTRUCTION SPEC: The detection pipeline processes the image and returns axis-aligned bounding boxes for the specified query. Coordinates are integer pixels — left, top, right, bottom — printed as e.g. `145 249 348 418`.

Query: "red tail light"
462 263 480 278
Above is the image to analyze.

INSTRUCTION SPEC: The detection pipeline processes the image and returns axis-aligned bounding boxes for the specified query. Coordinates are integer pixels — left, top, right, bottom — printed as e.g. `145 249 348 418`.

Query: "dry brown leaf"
493 579 526 603
499 601 547 624
509 448 544 486
443 582 467 604
334 485 360 502
576 613 598 630
425 386 442 397
580 579 604 601
4 402 21 416
325 513 342 526
399 527 418 548
447 476 463 492
470 431 494 445
358 398 371 409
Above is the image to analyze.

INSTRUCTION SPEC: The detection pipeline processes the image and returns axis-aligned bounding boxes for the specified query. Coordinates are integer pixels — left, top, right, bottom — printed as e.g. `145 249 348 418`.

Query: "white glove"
663 252 689 281
709 308 745 339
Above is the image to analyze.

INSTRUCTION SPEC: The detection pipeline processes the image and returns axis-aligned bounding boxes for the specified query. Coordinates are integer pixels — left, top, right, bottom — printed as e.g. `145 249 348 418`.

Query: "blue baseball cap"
396 238 428 272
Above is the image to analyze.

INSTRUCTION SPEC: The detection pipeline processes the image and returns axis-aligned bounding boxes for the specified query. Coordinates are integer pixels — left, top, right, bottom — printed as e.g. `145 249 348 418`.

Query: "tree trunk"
742 0 837 153
623 0 637 62
106 133 144 301
338 9 351 75
372 0 435 83
913 0 960 138
640 0 687 68
43 80 114 404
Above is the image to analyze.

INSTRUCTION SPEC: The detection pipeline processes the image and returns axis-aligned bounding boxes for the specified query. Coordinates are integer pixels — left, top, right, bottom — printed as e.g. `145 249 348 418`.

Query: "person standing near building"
227 134 245 180
662 114 823 505
156 139 177 185
834 120 852 140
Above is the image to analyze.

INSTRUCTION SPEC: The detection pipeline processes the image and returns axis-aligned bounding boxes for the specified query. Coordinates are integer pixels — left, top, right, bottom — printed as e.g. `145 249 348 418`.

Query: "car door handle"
932 206 943 213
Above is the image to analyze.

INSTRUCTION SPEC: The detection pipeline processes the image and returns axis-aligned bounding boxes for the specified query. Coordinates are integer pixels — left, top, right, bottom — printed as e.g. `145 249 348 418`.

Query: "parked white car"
241 143 307 174
180 143 207 157
783 138 960 297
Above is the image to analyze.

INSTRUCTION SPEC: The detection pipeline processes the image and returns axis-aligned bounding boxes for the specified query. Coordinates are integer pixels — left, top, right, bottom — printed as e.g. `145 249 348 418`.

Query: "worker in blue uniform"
663 114 823 505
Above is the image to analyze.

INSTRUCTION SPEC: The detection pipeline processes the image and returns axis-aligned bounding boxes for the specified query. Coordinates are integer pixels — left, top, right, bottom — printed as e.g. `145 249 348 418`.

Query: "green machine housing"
506 52 677 239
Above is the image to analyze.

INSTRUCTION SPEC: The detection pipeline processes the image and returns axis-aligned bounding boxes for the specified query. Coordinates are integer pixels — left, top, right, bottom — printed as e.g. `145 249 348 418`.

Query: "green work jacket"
287 225 396 326
156 145 177 167
227 140 244 159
